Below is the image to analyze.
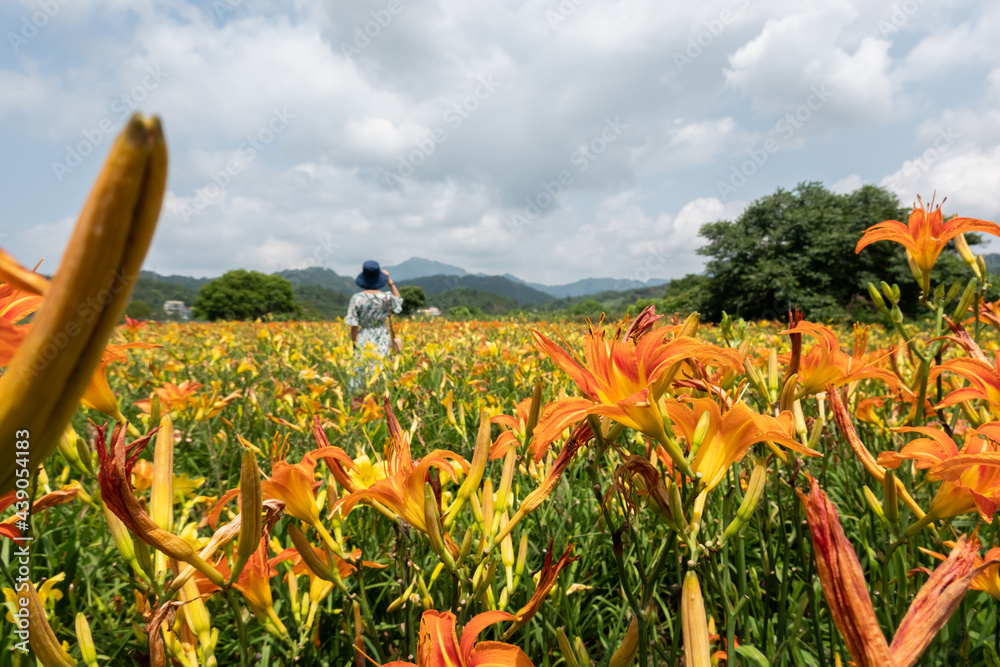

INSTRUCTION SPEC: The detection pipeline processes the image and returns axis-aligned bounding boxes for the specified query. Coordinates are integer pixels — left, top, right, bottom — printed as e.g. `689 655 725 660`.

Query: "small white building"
417 306 442 317
163 300 191 319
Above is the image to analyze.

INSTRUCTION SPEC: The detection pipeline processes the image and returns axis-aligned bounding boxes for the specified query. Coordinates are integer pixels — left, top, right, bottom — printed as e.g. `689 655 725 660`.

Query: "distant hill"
428 288 519 315
139 270 212 291
398 274 553 306
384 257 467 281
276 267 358 295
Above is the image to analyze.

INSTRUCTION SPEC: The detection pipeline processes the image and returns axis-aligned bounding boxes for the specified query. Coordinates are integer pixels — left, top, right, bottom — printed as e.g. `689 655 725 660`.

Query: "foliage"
192 269 302 321
399 285 427 316
130 277 200 319
698 182 977 320
292 285 350 320
430 287 519 315
401 274 552 305
124 300 153 319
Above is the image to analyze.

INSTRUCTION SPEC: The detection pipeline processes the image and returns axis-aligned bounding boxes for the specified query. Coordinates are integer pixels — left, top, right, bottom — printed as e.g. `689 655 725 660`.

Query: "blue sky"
1 0 998 284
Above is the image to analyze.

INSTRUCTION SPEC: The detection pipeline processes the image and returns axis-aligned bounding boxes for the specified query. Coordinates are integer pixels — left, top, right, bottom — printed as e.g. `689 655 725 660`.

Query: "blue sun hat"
356 260 388 290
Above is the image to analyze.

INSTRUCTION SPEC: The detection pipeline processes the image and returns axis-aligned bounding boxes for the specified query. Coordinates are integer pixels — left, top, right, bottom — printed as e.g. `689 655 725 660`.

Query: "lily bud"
22 582 76 667
492 448 518 534
149 393 161 425
575 636 592 667
444 408 491 529
76 613 99 667
525 380 544 445
513 533 529 590
689 411 712 459
500 511 515 591
976 255 987 280
882 468 899 525
722 458 766 543
150 416 174 575
778 372 798 412
682 570 711 667
287 523 335 582
231 447 263 584
424 485 456 573
56 426 82 468
880 281 894 303
101 499 143 578
608 617 639 667
557 628 580 667
387 579 417 613
954 232 977 268
952 278 979 321
861 487 887 525
0 115 167 495
867 283 888 314
457 526 475 568
133 533 155 581
767 349 779 402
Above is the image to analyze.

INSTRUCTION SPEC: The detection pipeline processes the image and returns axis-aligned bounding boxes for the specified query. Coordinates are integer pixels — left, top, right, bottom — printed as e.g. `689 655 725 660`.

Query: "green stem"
225 589 251 667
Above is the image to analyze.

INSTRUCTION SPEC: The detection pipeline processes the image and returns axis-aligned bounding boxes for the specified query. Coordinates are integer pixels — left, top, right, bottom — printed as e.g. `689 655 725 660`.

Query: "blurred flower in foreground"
0 115 167 495
798 477 990 667
917 541 1000 601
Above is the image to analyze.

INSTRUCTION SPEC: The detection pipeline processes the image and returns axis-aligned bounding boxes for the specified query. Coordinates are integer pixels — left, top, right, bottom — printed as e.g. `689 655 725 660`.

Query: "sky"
1 0 998 285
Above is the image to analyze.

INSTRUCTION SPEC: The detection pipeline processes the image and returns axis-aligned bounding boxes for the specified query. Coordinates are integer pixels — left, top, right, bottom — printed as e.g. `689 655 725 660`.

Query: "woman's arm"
383 270 401 298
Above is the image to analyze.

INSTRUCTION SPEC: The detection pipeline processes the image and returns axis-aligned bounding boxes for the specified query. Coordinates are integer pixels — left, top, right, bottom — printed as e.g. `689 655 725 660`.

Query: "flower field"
4 118 1000 667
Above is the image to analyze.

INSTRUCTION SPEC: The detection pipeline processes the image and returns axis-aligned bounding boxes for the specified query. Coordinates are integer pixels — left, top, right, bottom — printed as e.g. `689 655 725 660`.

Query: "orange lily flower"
197 536 288 636
879 424 1000 522
258 434 354 524
855 196 1000 292
779 322 896 398
490 396 533 460
917 541 1000 601
930 353 1000 419
798 477 991 667
663 398 819 493
383 610 534 667
337 400 465 535
134 380 205 415
530 322 742 462
81 342 160 419
0 260 44 367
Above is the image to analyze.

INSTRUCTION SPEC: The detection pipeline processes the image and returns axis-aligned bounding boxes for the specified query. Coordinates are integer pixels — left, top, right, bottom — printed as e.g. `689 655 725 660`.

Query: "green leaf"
736 644 772 667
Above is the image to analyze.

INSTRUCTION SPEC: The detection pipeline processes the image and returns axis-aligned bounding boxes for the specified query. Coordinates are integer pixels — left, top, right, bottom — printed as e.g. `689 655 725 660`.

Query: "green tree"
192 270 302 321
125 300 153 319
399 285 427 316
567 298 604 319
698 182 977 321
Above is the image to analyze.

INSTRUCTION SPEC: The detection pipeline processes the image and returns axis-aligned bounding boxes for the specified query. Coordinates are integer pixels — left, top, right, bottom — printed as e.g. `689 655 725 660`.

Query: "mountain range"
141 257 671 305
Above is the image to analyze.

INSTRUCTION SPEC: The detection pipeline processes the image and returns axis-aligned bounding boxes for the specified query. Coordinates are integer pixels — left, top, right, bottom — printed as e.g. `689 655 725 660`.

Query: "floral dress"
344 291 403 392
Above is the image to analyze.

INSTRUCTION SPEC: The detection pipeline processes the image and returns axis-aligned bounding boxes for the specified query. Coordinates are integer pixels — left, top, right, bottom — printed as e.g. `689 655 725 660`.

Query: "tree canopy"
193 270 302 321
399 285 427 316
696 182 976 321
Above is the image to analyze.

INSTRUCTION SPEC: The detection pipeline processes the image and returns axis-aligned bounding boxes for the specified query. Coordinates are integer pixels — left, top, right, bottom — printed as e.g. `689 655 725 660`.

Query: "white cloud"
2 0 999 284
831 174 864 194
724 2 895 127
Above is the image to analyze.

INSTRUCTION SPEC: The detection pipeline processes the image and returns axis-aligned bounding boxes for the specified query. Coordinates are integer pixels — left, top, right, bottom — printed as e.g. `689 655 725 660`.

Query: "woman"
345 260 404 394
